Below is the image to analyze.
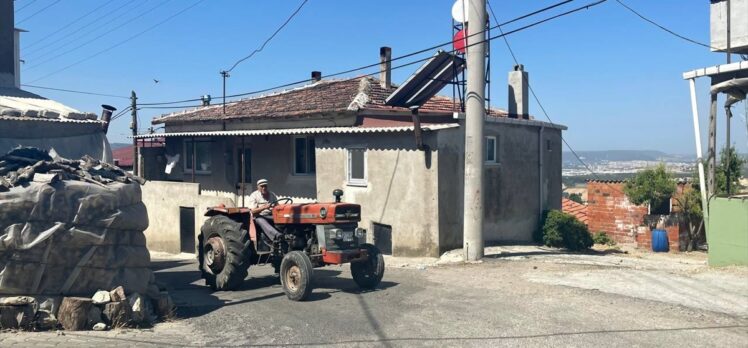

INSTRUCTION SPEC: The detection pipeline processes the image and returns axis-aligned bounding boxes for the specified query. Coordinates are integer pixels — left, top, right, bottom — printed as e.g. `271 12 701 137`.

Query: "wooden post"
130 91 138 175
708 93 718 198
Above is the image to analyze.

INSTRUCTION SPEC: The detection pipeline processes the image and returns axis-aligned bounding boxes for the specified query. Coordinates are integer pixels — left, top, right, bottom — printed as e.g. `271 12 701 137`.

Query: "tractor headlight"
319 207 327 219
355 228 366 241
328 228 343 240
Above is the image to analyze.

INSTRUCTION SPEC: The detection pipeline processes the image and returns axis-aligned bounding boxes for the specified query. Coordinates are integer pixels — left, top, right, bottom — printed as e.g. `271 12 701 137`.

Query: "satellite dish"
451 0 469 23
453 29 467 54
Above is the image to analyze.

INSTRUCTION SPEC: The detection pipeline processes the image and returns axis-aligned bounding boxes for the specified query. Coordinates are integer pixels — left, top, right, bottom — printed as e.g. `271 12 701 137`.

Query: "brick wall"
586 180 685 252
587 181 648 245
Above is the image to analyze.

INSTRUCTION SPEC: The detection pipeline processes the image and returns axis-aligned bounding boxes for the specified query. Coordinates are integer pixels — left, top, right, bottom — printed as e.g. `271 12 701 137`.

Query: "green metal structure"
707 196 748 266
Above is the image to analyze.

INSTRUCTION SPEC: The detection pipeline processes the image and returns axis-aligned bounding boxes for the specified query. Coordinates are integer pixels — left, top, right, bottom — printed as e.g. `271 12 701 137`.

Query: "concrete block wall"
141 180 235 254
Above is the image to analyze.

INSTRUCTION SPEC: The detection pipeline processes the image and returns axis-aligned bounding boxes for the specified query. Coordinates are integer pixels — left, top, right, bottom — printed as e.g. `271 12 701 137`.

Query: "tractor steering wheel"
269 197 293 208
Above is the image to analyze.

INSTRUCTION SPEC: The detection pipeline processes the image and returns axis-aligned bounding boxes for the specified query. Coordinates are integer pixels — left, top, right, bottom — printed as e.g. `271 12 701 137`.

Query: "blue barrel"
651 229 669 252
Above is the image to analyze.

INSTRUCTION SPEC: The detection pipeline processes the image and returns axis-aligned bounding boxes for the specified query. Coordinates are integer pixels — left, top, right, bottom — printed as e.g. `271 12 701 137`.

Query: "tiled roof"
562 198 588 225
153 76 507 125
586 179 626 184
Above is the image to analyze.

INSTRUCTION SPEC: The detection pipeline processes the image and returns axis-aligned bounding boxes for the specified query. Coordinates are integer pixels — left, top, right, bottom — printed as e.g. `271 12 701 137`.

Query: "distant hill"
110 142 130 150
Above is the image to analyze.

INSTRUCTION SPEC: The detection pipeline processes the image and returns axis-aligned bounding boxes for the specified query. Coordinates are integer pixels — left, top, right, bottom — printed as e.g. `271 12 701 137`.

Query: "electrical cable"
27 0 205 83
139 0 607 119
15 0 38 13
110 106 133 121
22 1 116 51
17 0 61 24
139 0 585 106
22 0 139 58
25 0 172 70
21 84 130 99
225 0 309 73
616 0 746 61
488 0 626 194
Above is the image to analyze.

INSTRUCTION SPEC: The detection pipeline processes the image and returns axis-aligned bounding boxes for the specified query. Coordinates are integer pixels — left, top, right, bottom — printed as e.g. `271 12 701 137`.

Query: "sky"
12 0 748 154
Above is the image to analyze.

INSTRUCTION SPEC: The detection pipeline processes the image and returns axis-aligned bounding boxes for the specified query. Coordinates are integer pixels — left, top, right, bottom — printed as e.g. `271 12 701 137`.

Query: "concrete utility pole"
462 0 486 261
130 91 138 175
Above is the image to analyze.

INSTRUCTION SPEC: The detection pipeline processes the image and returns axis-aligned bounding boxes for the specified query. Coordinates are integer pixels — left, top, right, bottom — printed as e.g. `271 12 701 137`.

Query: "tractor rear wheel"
351 243 385 289
280 251 314 301
198 215 252 290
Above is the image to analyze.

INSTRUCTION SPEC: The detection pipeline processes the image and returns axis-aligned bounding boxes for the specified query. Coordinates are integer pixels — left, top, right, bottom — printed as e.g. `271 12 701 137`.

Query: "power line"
140 0 607 117
15 0 38 13
17 0 62 24
488 0 625 194
25 0 171 70
21 84 130 99
23 0 140 58
140 0 585 106
22 0 116 51
225 0 310 73
614 0 712 50
27 0 205 83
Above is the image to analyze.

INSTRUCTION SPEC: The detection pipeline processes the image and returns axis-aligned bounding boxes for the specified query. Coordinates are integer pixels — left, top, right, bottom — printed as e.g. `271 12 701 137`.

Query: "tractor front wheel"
280 251 314 301
351 244 385 289
198 215 252 290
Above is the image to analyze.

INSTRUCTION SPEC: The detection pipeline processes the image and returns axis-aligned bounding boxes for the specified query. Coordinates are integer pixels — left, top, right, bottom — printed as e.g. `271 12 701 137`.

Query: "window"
485 136 497 164
184 139 212 174
347 148 367 186
293 136 316 175
546 139 552 151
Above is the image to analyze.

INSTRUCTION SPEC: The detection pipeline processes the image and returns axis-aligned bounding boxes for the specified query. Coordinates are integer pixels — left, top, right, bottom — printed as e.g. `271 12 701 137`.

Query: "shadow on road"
483 248 626 259
150 258 400 319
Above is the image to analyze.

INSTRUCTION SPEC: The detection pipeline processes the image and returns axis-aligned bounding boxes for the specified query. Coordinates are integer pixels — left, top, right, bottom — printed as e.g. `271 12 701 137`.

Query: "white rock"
92 290 111 305
128 293 155 324
0 296 36 306
92 322 107 331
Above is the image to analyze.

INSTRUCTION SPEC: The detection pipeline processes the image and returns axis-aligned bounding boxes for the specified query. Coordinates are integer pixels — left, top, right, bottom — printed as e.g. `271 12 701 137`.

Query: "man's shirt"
248 190 278 216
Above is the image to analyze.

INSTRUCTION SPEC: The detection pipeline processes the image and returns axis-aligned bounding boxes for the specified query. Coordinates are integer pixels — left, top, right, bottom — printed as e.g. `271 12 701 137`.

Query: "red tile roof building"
153 76 508 127
561 198 588 225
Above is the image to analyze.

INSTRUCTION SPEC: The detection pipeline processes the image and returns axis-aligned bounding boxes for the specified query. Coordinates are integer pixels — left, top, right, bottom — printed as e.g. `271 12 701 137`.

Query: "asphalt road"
149 254 747 347
3 251 746 347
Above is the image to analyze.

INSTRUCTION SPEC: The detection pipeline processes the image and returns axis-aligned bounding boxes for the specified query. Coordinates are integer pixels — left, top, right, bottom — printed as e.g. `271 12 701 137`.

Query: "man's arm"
247 193 269 215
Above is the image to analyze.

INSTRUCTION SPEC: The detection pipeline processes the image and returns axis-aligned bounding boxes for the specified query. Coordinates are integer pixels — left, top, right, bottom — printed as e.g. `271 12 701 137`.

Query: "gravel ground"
2 247 746 347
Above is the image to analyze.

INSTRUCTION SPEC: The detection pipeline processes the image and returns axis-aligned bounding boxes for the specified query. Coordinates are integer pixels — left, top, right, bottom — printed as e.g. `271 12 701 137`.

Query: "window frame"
292 136 316 175
346 146 368 187
183 138 213 175
484 136 498 164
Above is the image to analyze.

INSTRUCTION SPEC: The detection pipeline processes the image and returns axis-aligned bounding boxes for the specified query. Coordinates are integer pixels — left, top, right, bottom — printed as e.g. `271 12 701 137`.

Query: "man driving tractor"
248 179 282 240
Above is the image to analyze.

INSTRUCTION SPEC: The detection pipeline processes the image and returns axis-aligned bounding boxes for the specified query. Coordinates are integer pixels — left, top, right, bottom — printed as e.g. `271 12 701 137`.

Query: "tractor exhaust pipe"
333 189 343 203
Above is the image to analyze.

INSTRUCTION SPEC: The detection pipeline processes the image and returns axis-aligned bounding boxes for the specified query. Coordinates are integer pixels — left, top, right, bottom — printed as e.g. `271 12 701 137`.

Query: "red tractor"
197 189 385 301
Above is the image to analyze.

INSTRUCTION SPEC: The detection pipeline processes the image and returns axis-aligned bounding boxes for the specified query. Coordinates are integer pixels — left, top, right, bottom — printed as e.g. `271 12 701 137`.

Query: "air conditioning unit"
710 0 748 54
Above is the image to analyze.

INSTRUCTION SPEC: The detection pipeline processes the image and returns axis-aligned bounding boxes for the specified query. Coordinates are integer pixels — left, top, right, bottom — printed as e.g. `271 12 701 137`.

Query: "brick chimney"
508 64 529 119
0 0 17 88
380 47 391 89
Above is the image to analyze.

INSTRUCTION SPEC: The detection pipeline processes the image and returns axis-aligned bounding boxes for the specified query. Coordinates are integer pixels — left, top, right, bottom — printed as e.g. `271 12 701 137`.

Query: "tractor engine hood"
273 203 361 225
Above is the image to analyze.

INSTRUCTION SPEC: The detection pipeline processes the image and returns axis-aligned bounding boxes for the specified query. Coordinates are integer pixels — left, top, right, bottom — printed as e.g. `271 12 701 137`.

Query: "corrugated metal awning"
132 124 460 139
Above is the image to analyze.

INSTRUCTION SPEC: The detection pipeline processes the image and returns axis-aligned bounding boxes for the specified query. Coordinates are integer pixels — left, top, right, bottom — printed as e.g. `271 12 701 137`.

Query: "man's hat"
256 179 268 186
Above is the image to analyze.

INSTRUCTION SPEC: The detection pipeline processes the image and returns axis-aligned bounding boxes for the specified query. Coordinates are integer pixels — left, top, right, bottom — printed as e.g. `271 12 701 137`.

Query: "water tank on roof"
710 0 748 54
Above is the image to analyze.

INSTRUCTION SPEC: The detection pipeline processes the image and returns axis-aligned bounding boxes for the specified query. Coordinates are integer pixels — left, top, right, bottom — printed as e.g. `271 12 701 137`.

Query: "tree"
673 184 703 251
623 164 675 210
714 146 746 194
568 193 584 204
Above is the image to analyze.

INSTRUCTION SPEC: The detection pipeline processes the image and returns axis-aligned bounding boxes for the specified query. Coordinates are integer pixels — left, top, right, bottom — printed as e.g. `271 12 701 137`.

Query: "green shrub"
592 231 616 246
541 210 593 251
